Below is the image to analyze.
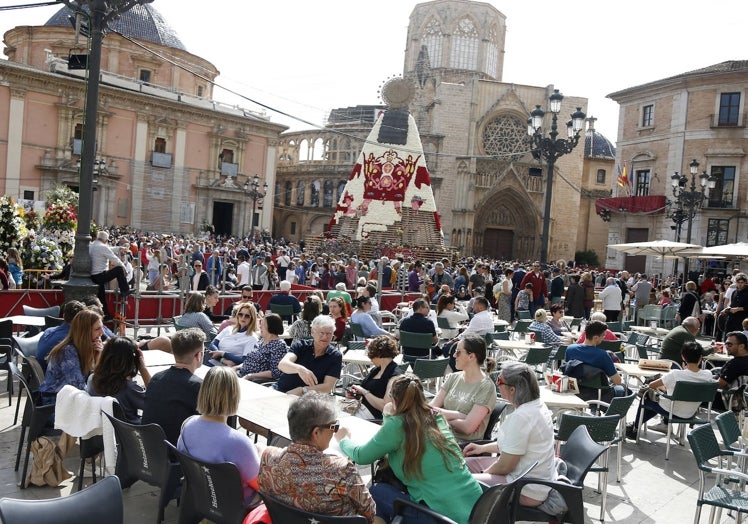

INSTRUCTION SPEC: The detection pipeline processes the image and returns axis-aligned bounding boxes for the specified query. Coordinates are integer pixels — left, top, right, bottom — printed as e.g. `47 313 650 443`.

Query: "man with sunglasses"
717 332 748 392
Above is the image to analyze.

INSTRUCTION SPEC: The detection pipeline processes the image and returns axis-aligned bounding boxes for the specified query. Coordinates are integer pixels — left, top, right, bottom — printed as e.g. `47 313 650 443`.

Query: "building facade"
0 5 285 236
276 0 591 262
605 61 748 275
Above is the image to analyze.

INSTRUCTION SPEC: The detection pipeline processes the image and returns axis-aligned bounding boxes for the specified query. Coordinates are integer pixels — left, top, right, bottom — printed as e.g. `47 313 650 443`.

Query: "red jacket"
520 271 548 300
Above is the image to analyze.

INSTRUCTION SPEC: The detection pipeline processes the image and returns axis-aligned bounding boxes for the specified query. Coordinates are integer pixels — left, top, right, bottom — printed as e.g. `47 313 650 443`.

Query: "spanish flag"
617 162 629 187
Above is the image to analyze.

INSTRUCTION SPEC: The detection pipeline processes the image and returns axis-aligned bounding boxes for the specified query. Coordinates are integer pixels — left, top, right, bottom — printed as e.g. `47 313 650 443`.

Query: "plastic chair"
0 475 123 524
261 490 367 523
436 316 452 331
11 362 56 489
12 353 44 426
172 315 187 330
44 315 64 330
349 322 367 340
0 320 15 405
412 358 450 394
517 310 532 320
606 321 623 333
467 460 539 523
715 411 745 475
398 330 436 360
588 391 637 482
268 303 295 320
103 413 181 524
638 305 662 326
687 424 748 524
168 442 254 524
22 305 61 336
515 425 609 524
551 345 567 371
511 319 532 339
635 380 719 460
661 305 678 329
510 478 586 524
556 414 619 521
522 347 553 377
12 332 42 358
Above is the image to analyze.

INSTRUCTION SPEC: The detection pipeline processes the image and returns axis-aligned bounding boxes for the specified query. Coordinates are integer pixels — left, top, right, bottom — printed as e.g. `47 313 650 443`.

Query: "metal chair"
517 310 532 320
635 380 719 460
556 414 620 521
268 303 295 321
11 362 55 489
0 475 123 524
168 442 254 524
398 330 437 360
522 346 553 379
511 319 533 339
638 304 662 326
687 423 748 524
104 413 181 524
588 391 637 482
412 358 450 395
661 305 678 329
261 490 367 523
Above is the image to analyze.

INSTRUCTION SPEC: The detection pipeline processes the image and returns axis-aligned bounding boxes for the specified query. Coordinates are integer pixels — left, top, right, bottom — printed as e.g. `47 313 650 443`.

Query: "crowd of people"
10 225 748 523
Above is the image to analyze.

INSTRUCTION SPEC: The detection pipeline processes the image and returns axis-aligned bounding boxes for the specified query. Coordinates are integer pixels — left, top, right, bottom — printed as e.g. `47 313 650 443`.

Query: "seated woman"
347 335 404 420
575 311 619 343
626 341 715 440
287 296 320 342
328 296 348 341
436 294 469 339
180 291 218 339
237 313 288 382
430 334 497 441
178 366 261 506
87 336 149 424
546 303 571 336
463 361 558 510
208 302 259 366
204 285 230 323
350 296 388 338
336 374 483 524
39 309 104 404
529 309 562 349
258 392 381 523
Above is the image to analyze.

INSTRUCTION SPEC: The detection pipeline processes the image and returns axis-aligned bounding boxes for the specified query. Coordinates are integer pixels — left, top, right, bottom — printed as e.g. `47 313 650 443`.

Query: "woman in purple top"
178 366 261 506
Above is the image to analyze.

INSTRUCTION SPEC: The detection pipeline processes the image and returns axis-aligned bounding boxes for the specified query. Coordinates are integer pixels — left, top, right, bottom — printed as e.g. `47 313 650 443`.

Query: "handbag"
28 436 73 487
372 457 408 493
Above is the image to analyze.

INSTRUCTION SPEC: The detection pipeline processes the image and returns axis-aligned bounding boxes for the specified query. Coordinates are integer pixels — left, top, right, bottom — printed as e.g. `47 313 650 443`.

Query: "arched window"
310 180 321 207
312 138 325 161
422 19 443 68
450 18 478 70
299 139 309 162
296 181 305 206
485 26 499 78
596 169 606 184
154 137 166 153
284 181 292 206
323 180 334 207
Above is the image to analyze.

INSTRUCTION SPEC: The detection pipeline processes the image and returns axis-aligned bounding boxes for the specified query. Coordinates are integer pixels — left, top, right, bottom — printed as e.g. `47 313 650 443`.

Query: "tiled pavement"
0 369 736 523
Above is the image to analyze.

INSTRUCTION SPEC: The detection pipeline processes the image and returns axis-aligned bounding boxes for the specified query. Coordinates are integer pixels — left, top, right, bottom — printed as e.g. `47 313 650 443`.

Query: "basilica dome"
45 4 186 51
584 127 616 159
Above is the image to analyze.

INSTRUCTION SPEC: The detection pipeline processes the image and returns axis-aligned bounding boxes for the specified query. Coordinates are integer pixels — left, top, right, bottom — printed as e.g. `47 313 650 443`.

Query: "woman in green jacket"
336 374 482 523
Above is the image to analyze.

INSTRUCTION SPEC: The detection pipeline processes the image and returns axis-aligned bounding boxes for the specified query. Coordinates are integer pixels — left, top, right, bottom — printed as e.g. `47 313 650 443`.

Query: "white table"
615 362 666 386
492 339 547 359
539 387 588 412
4 315 47 334
629 325 669 337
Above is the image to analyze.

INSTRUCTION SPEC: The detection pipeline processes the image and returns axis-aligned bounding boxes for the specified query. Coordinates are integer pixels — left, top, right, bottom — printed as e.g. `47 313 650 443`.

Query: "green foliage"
574 249 600 267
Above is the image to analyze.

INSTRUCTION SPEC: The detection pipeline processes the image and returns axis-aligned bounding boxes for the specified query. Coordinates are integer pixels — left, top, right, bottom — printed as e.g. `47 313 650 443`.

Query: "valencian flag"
616 162 630 195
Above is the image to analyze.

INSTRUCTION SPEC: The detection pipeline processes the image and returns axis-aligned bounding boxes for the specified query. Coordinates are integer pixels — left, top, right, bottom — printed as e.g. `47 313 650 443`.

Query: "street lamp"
527 89 586 263
669 159 716 280
244 174 268 241
61 0 153 303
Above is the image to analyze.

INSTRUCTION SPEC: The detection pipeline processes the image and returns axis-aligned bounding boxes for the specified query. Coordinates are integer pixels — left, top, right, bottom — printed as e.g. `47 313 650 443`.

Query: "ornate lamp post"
61 0 153 302
669 159 716 280
244 174 268 240
527 89 586 263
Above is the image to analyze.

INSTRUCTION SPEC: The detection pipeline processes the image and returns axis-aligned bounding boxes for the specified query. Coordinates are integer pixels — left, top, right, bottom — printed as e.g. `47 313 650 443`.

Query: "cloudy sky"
1 0 747 142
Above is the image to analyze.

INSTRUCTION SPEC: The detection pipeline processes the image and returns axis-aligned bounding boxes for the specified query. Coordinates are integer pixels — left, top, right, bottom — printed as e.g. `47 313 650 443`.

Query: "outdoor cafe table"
4 315 46 334
629 325 670 338
492 339 547 359
538 386 588 412
615 362 665 386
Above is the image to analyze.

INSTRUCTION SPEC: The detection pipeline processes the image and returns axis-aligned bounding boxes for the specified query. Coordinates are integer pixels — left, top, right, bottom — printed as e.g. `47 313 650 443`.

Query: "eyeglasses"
496 375 508 387
237 312 252 319
194 264 202 267
320 420 340 433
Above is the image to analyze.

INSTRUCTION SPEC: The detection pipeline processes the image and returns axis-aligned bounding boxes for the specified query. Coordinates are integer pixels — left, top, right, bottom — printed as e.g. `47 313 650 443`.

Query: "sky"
1 0 747 142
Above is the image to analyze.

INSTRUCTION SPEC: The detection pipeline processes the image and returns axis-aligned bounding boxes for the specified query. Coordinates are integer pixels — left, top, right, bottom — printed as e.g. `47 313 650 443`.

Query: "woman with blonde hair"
209 302 259 366
178 366 261 506
336 374 482 523
39 309 104 403
6 247 23 287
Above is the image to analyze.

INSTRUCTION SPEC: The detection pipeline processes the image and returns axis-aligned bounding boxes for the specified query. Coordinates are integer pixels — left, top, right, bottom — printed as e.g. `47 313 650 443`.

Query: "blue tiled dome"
45 4 186 51
584 128 615 159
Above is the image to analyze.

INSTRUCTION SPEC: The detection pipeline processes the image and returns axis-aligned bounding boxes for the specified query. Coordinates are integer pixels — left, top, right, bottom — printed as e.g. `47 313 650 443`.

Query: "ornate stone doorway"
474 186 540 260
